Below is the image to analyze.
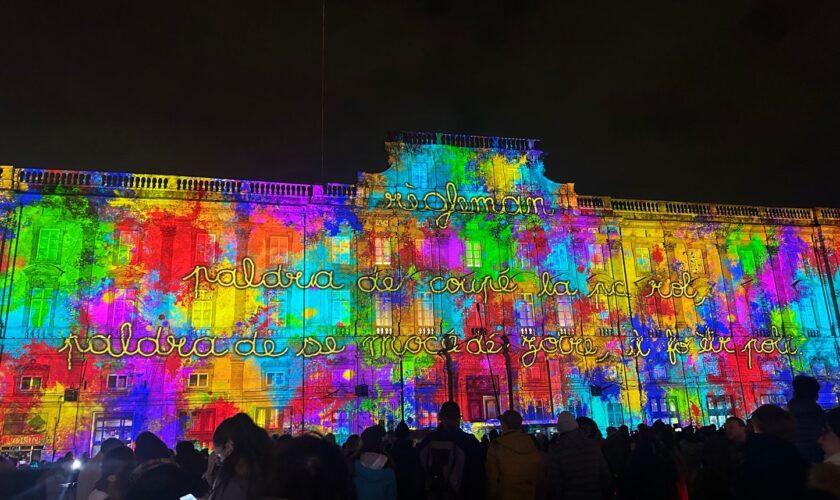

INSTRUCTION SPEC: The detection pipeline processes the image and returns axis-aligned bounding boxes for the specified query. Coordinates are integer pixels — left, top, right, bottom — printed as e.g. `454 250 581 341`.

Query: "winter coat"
354 452 397 500
417 426 486 499
788 398 826 463
735 433 808 500
547 429 611 500
390 438 423 500
486 429 544 500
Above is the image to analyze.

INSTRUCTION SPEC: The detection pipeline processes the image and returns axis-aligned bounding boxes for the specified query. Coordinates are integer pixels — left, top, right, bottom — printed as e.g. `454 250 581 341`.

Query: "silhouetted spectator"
344 434 362 458
89 445 135 500
128 431 193 500
602 424 631 492
174 440 210 497
352 425 397 500
391 421 423 500
788 375 826 463
723 417 747 444
486 410 543 500
269 435 350 500
547 411 610 500
808 407 840 498
736 404 807 500
418 401 485 499
77 437 123 500
620 423 686 500
576 416 604 442
206 412 273 500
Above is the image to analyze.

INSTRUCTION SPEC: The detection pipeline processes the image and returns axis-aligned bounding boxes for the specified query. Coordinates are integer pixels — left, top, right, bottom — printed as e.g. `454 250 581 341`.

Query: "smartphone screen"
180 495 198 500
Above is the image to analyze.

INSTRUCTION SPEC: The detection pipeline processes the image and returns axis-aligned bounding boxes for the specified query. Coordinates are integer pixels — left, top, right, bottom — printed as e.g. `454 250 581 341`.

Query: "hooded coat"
354 452 397 500
486 429 544 500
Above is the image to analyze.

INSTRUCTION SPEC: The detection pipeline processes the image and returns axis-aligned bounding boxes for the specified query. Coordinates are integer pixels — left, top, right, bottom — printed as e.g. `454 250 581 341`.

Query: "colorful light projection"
0 132 839 457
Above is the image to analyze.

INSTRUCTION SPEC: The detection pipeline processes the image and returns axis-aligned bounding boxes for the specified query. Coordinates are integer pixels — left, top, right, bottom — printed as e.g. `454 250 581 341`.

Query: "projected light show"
1 132 838 459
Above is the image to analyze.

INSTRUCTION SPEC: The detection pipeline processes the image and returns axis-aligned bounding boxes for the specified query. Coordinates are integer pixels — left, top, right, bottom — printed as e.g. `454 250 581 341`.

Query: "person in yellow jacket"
486 410 545 500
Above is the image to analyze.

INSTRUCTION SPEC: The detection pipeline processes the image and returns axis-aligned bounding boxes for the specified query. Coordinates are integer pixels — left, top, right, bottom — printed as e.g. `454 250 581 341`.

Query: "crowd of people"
2 375 840 500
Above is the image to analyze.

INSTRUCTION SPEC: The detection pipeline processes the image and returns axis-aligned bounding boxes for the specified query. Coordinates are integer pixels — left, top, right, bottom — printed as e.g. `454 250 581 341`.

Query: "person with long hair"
207 412 274 500
88 445 135 500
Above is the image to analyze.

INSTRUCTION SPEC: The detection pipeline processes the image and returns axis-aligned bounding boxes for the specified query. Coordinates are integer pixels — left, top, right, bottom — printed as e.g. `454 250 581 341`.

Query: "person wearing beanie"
353 425 397 500
390 421 423 500
787 375 826 463
546 411 610 500
486 410 544 500
128 431 194 500
808 407 840 498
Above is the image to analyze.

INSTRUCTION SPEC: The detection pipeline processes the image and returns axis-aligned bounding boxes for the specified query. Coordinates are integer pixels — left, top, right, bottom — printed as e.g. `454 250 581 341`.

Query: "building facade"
0 132 839 460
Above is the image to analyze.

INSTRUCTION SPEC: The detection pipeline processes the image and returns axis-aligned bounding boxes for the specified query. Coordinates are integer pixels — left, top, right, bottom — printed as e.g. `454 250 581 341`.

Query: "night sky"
1 1 838 207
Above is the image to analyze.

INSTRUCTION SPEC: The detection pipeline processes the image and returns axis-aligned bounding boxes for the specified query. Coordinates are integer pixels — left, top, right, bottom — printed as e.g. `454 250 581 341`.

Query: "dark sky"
1 1 838 207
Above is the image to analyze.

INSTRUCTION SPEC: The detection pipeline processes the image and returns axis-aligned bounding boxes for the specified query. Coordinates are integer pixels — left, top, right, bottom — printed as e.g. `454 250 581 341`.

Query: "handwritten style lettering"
644 272 708 306
183 257 344 298
383 182 556 228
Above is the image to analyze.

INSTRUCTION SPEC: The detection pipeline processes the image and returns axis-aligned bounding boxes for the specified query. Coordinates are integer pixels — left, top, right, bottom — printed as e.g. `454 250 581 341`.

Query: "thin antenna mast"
320 0 326 183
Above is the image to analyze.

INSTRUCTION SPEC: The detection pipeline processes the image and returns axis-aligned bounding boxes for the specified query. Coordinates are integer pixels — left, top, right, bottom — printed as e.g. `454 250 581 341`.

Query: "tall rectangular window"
739 249 756 276
465 240 482 268
414 239 433 267
268 235 290 266
35 228 61 261
115 230 139 265
686 248 705 275
606 402 624 427
800 298 819 330
195 233 216 264
589 244 606 271
255 408 284 431
412 164 430 188
374 295 392 328
329 235 351 264
417 292 435 327
192 290 213 328
516 293 535 327
112 289 136 326
29 288 53 328
634 247 651 274
331 290 350 326
269 290 288 327
374 238 391 266
556 295 574 328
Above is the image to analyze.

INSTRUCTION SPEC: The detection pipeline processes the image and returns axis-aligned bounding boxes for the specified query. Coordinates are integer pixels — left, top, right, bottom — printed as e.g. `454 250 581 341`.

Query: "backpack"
419 440 465 500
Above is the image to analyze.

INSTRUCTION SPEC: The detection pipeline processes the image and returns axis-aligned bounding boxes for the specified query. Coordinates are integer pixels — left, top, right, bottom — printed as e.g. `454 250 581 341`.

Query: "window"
374 238 391 266
799 298 819 331
516 293 535 327
653 364 667 379
739 248 756 276
263 371 287 388
28 288 53 328
414 238 432 267
634 247 651 274
412 164 430 188
192 289 213 328
268 235 290 266
329 235 351 264
92 414 133 448
195 233 216 264
589 244 606 271
555 245 570 270
649 397 679 426
269 290 288 326
35 228 61 261
417 292 435 327
187 373 209 389
115 230 139 264
759 394 786 406
686 248 705 275
555 295 574 329
107 375 128 390
374 295 392 328
606 402 624 427
330 290 350 327
255 408 285 431
707 395 734 427
180 410 214 433
19 376 43 391
112 289 136 326
514 245 531 270
465 240 482 268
